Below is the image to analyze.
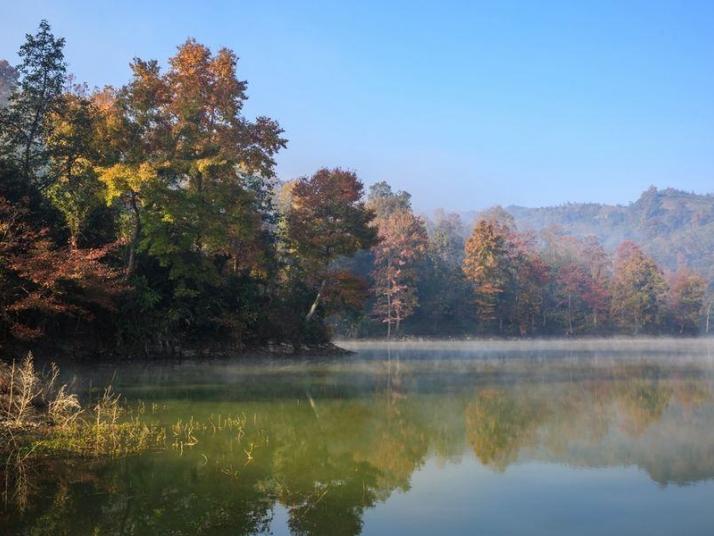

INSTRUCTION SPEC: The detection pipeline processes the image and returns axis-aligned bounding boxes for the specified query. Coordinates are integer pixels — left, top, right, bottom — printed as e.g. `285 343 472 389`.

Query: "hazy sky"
2 1 714 211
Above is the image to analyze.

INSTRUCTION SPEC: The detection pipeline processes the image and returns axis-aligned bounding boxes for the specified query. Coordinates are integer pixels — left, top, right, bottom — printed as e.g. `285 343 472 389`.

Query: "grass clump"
1 353 81 433
1 353 167 458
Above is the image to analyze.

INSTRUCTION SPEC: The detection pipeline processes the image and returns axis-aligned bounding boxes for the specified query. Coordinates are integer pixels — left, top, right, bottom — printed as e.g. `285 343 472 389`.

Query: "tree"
0 196 121 341
462 219 514 332
540 231 611 334
0 59 19 107
462 215 547 335
409 211 474 335
580 236 611 329
610 241 668 334
0 20 66 187
366 180 411 219
45 90 104 250
286 168 377 321
428 210 465 268
372 209 428 336
93 63 165 280
667 268 706 334
510 239 548 336
554 262 590 335
97 40 286 287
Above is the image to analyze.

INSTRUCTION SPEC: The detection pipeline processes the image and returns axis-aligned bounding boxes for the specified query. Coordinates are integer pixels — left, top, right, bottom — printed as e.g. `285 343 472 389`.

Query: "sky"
2 1 714 212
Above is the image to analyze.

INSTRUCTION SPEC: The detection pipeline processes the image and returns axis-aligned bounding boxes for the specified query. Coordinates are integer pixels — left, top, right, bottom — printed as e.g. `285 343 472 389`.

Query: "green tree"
0 20 66 187
366 180 411 219
409 211 474 335
46 90 104 250
0 59 19 107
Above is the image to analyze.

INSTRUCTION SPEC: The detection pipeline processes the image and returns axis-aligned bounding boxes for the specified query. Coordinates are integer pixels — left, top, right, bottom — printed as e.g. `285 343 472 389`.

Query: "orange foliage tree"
371 209 428 337
286 168 377 321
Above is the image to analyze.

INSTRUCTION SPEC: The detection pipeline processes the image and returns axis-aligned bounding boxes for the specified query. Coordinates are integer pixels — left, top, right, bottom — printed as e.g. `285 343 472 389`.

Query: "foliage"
0 22 374 353
610 241 668 334
372 209 428 336
0 59 19 107
285 168 377 322
0 20 710 351
0 20 66 187
667 268 706 334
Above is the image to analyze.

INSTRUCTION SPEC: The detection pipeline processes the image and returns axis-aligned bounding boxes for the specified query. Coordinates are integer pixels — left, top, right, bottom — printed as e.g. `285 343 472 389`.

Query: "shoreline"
0 340 353 363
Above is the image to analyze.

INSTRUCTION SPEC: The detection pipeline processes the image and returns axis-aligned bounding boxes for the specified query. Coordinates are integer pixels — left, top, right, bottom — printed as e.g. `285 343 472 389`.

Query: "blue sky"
2 1 713 211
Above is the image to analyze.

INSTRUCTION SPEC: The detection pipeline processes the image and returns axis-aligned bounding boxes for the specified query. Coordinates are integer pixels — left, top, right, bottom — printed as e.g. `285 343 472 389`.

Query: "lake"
3 338 714 535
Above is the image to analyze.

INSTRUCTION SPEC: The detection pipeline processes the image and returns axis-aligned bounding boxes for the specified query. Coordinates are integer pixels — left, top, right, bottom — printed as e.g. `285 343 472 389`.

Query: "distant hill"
468 187 714 282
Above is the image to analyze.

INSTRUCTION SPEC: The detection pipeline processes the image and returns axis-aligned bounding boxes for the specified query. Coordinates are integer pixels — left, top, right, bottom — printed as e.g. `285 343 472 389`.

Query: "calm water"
3 338 714 535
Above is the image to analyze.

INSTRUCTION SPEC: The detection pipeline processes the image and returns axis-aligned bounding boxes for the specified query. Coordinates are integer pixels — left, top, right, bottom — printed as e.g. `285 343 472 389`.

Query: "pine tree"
0 20 66 187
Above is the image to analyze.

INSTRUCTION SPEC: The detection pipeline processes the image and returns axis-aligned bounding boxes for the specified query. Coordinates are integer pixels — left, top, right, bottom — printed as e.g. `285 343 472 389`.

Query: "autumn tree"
540 230 611 334
92 39 287 340
462 219 511 330
286 168 377 321
145 40 284 279
610 241 668 334
580 235 611 329
462 214 547 335
0 196 121 342
667 268 706 334
372 209 428 336
510 236 548 335
93 63 166 280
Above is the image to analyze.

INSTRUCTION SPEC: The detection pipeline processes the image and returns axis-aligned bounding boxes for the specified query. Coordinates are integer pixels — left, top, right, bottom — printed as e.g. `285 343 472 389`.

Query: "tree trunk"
124 192 141 282
386 287 392 339
305 279 327 321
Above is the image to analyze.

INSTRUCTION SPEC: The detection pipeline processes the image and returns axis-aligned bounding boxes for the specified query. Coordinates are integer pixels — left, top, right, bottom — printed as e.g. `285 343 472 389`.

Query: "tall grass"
0 353 81 430
1 354 264 510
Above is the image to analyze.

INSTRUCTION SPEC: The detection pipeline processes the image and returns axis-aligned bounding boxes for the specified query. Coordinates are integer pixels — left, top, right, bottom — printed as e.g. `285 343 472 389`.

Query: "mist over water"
4 338 714 535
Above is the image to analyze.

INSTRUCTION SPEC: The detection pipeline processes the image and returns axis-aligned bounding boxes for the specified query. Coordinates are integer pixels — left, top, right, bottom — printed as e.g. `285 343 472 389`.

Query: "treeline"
338 182 713 337
0 21 377 353
1 22 711 355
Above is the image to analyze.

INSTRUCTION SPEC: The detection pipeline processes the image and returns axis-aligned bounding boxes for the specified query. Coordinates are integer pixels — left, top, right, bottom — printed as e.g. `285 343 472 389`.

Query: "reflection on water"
3 339 714 535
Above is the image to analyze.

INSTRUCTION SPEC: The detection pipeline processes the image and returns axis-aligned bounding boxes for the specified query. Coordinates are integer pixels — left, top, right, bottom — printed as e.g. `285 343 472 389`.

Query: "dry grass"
1 355 266 510
0 353 81 430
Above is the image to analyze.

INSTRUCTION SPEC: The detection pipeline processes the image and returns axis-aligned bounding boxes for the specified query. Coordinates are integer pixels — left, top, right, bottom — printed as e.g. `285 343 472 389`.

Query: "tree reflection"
465 389 548 470
2 361 714 534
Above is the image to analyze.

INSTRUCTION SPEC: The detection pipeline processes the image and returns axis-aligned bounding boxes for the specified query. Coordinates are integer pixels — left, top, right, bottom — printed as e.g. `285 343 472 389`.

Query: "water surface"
3 338 714 535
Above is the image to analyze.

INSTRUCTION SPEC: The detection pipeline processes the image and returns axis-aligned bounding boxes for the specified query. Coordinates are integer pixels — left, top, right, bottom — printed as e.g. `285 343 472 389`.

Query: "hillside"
475 187 714 282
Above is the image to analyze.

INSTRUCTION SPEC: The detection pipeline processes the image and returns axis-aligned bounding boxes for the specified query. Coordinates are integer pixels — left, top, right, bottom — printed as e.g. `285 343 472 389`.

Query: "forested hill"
491 187 714 281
